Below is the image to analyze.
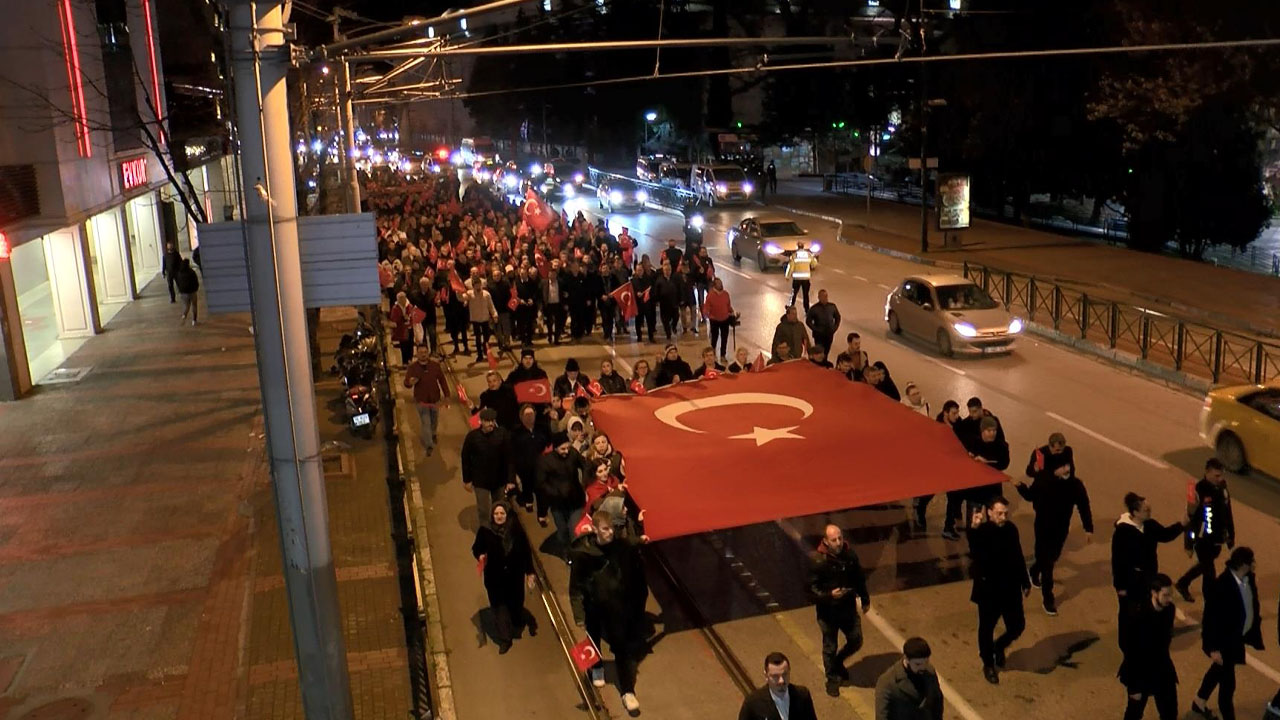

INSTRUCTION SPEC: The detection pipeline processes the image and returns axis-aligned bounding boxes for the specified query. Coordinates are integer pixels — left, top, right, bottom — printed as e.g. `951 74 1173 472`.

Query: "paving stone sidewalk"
0 288 412 720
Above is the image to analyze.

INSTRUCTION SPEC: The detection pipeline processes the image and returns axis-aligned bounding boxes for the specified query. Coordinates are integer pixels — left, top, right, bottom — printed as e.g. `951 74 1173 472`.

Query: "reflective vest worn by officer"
786 248 815 280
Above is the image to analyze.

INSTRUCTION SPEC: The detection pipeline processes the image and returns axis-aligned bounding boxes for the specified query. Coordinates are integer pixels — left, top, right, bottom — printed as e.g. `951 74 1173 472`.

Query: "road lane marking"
716 263 754 280
886 340 967 376
775 518 985 720
853 275 869 282
876 283 892 290
1170 608 1280 684
830 267 847 275
1043 412 1171 469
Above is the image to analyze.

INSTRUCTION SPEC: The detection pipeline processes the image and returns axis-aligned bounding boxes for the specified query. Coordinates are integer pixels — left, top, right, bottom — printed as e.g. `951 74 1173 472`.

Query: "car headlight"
503 175 517 189
635 190 648 203
690 215 704 229
529 163 542 175
1008 317 1024 334
574 172 585 184
953 322 979 338
742 181 754 194
563 183 575 197
809 241 822 254
610 190 623 203
763 242 784 256
716 182 728 194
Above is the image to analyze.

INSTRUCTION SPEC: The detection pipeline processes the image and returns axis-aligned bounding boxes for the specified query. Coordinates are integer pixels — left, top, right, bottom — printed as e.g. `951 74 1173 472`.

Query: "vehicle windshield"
934 283 999 310
611 180 636 192
1245 389 1280 421
759 221 804 238
714 168 747 182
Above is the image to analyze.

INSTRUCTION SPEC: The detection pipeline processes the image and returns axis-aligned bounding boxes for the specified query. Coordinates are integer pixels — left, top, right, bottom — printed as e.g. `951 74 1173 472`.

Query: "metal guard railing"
586 166 700 212
962 262 1280 386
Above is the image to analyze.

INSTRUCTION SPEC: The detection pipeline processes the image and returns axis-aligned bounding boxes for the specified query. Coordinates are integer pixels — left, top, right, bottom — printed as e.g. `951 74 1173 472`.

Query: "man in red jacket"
404 346 449 456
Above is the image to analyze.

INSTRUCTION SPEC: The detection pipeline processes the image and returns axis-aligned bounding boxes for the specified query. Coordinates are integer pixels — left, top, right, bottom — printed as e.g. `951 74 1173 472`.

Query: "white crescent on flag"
653 393 813 446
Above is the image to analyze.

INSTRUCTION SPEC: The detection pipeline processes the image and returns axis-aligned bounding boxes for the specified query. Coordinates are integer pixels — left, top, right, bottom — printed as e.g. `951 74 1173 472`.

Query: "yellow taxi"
1199 383 1280 476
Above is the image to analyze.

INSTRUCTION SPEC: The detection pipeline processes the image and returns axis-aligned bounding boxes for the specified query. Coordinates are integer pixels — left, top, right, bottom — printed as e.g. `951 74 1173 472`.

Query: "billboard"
937 173 971 231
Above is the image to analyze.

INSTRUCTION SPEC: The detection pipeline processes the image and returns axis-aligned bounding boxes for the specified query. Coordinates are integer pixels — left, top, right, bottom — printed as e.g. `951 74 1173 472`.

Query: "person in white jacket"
464 279 498 364
901 382 931 417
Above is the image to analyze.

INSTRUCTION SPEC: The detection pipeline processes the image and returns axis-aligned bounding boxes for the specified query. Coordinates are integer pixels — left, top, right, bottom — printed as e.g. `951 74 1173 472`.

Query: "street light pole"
228 2 354 718
919 63 929 254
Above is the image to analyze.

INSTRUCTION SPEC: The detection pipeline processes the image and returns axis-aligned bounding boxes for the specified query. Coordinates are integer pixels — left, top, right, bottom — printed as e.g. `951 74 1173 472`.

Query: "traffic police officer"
786 241 815 310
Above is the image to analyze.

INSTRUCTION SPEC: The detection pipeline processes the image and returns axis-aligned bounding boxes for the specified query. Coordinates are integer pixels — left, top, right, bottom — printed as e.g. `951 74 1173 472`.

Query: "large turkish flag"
610 281 639 320
590 361 1006 540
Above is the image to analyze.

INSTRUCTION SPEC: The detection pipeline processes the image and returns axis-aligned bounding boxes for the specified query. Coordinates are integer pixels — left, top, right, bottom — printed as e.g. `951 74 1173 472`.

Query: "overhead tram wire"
416 35 1280 102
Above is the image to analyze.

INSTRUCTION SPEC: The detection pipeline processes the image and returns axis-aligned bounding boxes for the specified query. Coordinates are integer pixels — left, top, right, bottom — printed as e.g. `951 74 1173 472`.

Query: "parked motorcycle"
345 383 379 438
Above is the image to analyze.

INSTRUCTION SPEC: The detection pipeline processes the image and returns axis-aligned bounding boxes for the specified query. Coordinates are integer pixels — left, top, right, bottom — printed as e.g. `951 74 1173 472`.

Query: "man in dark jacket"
406 275 439 353
535 432 586 557
967 496 1030 684
596 358 629 395
631 258 658 343
653 344 694 386
570 511 649 714
477 370 519 430
488 267 514 351
738 652 819 720
508 404 548 512
1016 432 1093 616
653 264 682 340
162 241 182 302
966 416 1010 515
1192 547 1261 720
514 267 540 347
1112 492 1184 650
1176 458 1236 603
875 637 944 720
808 523 871 697
805 289 842 358
1118 574 1178 720
460 408 514 528
955 397 1006 448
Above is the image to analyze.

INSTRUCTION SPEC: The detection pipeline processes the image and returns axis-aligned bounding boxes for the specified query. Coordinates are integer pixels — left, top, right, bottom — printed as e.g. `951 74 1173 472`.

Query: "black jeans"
398 339 414 365
166 275 177 302
1178 542 1223 599
817 604 863 682
709 320 730 358
790 279 811 310
585 612 641 695
659 304 679 338
1123 682 1178 720
600 305 616 341
636 302 656 341
471 321 491 359
812 330 834 357
1029 528 1067 603
515 306 536 346
977 592 1025 668
421 322 438 353
543 303 565 343
1196 661 1237 720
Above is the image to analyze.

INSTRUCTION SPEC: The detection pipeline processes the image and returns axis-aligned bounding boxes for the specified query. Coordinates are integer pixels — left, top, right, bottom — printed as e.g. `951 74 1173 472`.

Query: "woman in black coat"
471 501 538 653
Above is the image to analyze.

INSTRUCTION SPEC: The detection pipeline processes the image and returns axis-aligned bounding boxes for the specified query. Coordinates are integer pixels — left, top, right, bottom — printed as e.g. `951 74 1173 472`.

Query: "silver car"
884 275 1024 356
727 216 823 271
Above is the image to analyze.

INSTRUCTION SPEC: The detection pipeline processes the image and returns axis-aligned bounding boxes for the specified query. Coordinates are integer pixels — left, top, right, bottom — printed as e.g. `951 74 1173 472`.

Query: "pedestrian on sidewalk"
1112 492 1184 650
1117 574 1178 720
1016 432 1093 616
936 400 967 540
390 291 416 365
767 160 778 195
460 408 515 528
805 289 841 358
464 278 497 364
175 258 200 326
406 275 439 354
404 346 448 457
901 382 931 417
875 637 944 720
1176 458 1235 603
785 240 815 310
569 510 650 716
966 416 1010 511
738 652 818 720
807 523 871 697
163 241 182 303
1191 547 1261 720
471 501 537 654
967 496 1030 685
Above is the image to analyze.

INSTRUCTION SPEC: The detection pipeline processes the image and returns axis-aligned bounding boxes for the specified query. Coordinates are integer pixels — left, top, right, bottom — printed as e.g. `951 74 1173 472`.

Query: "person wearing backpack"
176 258 200 325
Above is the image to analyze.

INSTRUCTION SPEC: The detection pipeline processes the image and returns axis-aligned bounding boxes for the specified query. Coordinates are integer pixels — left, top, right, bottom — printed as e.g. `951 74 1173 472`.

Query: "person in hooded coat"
653 344 694 386
471 501 537 653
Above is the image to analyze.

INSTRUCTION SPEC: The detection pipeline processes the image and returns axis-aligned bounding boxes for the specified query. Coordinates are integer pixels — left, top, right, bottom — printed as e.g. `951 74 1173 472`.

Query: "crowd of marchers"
370 169 1276 720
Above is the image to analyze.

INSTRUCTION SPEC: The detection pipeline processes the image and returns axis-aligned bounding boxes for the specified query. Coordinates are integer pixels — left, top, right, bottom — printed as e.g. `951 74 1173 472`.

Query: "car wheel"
887 311 901 334
756 250 767 270
1215 432 1247 473
936 329 953 357
732 242 741 263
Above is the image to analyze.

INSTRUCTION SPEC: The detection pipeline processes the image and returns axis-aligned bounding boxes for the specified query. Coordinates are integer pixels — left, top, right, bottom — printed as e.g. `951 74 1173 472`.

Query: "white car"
727 216 821 271
885 275 1023 356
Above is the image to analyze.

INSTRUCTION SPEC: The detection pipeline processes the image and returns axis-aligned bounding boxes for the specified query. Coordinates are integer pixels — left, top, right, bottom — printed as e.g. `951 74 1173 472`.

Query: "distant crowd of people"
375 170 1274 720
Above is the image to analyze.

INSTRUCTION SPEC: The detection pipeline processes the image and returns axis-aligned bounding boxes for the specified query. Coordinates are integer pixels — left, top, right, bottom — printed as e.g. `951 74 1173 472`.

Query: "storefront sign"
937 173 971 231
120 157 148 191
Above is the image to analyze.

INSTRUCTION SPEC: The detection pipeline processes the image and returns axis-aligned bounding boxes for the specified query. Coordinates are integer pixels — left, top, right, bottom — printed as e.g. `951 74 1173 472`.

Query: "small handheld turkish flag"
514 379 553 404
487 348 499 370
752 352 766 372
587 379 603 397
507 295 519 311
573 512 594 537
457 384 470 405
629 379 647 395
570 636 601 673
1033 448 1046 473
574 385 588 399
449 269 467 294
1186 479 1197 505
476 555 486 574
468 412 481 429
610 281 639 320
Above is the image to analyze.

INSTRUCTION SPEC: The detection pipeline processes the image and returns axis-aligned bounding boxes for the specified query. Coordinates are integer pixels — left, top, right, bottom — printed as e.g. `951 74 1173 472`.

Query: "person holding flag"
631 255 658 344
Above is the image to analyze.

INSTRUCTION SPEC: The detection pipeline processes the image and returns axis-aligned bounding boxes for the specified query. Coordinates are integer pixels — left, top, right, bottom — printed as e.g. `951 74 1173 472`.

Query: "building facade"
0 0 233 400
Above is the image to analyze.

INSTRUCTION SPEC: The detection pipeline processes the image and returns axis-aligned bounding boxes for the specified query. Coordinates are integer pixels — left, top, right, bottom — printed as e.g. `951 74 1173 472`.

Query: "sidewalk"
770 178 1280 337
0 288 412 719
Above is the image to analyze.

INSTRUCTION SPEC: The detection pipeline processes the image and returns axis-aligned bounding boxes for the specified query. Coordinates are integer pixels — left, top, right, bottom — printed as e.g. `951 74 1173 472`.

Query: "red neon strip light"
57 0 92 157
141 0 164 144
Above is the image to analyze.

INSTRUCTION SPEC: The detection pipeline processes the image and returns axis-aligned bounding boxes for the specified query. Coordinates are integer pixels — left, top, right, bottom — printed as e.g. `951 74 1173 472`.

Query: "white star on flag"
729 426 805 446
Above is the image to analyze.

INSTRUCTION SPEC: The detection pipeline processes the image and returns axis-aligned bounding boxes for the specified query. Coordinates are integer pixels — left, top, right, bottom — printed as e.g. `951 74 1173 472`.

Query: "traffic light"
736 121 743 128
852 130 860 138
837 121 846 129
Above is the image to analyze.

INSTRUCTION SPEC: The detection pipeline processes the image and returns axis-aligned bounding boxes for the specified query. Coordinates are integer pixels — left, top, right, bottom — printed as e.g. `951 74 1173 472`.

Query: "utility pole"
919 62 929 254
228 2 354 718
331 14 361 213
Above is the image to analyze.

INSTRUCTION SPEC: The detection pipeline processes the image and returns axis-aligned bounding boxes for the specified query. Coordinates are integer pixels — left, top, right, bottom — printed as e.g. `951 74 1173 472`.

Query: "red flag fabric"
570 637 602 673
468 412 481 429
629 379 647 395
590 362 1006 540
449 269 466 294
507 295 519 312
573 512 594 538
574 385 588 399
476 555 486 575
703 369 720 380
457 384 470 405
752 353 766 372
514 379 553 404
410 307 427 326
609 281 639 321
587 379 603 397
487 348 498 370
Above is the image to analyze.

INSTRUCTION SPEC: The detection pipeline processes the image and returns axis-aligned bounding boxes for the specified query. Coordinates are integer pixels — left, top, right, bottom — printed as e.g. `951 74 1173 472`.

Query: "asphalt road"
536 193 1280 720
